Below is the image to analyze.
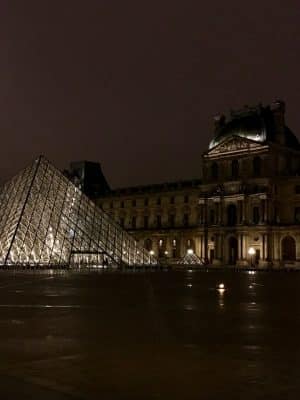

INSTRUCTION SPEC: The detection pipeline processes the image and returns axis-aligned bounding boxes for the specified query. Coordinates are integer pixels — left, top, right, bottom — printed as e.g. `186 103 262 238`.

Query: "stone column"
220 234 224 263
194 236 201 257
273 232 280 268
237 233 247 267
239 201 244 224
213 234 221 266
244 197 248 224
259 233 269 268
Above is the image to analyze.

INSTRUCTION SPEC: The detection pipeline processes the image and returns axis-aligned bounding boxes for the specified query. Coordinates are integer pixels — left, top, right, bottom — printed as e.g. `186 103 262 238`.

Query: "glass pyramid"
0 156 152 267
177 251 204 265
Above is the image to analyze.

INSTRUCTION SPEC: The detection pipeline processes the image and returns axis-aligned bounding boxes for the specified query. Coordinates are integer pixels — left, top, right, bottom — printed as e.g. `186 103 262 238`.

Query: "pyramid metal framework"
177 251 204 265
0 156 152 267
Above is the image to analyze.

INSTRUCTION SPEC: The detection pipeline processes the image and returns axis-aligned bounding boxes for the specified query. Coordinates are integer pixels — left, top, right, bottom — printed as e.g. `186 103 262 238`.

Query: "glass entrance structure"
0 156 152 267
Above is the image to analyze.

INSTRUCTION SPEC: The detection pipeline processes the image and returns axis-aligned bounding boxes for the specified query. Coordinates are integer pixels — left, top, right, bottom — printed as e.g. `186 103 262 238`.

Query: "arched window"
186 239 195 252
282 236 296 261
253 156 262 177
227 204 237 226
144 238 152 251
231 159 239 180
158 239 165 257
211 162 219 179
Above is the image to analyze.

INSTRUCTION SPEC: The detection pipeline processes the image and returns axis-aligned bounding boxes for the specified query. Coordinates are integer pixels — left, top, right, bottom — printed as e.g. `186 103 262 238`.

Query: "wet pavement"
0 269 300 399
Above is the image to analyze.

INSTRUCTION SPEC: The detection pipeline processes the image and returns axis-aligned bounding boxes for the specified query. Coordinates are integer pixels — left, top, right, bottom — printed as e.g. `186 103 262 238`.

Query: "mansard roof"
103 178 202 197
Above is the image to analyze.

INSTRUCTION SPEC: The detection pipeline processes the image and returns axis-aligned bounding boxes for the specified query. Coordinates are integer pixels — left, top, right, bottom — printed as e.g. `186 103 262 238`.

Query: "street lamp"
248 247 255 268
187 248 194 255
149 250 155 264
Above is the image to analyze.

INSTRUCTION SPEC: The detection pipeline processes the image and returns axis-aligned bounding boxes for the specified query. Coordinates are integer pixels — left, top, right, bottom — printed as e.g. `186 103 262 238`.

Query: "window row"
119 214 192 229
211 156 262 180
103 195 190 209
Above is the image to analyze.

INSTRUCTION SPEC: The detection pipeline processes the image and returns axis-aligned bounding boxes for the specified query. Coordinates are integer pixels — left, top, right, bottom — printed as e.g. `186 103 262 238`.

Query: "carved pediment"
206 136 267 157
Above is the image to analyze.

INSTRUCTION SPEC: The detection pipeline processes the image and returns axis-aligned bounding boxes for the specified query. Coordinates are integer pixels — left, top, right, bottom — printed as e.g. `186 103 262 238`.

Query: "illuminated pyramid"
0 156 152 267
177 250 204 265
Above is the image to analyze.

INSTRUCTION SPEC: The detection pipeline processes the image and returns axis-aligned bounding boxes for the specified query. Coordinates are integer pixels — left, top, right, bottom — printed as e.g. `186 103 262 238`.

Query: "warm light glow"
187 249 194 255
218 283 225 289
149 250 155 256
248 270 256 275
248 247 255 255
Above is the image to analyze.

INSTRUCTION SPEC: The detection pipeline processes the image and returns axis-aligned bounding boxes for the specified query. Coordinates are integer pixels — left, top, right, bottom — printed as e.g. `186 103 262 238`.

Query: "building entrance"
228 237 238 265
282 236 296 261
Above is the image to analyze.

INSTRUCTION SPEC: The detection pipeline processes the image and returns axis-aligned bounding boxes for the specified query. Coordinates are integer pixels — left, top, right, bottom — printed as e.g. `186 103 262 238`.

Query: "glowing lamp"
248 247 255 256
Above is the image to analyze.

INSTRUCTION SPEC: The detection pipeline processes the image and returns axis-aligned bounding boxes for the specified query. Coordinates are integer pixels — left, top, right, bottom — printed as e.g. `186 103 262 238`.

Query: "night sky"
1 1 300 188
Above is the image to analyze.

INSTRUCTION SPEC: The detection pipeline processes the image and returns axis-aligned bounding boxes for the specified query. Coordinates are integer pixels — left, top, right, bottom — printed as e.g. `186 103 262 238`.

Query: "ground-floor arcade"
134 226 300 268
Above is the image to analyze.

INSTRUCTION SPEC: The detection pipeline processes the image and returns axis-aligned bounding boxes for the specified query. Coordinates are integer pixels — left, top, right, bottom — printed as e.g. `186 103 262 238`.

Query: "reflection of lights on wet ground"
184 305 194 311
217 284 225 307
248 270 256 275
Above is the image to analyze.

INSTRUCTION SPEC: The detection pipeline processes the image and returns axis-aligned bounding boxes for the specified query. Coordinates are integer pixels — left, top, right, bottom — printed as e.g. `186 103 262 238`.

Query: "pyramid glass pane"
0 156 152 267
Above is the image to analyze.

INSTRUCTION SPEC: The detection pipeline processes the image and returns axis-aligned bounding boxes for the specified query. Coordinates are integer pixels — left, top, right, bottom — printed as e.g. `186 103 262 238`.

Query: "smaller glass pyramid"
177 251 204 265
0 156 152 267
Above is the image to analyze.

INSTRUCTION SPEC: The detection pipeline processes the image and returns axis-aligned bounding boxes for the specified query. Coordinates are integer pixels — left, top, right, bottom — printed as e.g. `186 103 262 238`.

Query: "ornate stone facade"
97 101 300 268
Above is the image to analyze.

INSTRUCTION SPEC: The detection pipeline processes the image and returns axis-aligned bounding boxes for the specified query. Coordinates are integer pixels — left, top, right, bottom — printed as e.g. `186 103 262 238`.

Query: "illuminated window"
145 238 152 251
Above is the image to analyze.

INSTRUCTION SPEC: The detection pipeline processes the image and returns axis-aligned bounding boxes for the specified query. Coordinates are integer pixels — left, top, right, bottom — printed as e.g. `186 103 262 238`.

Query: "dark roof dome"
209 101 300 150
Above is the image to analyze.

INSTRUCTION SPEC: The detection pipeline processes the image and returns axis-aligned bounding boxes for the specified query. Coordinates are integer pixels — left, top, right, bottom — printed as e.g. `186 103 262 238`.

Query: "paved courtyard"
1 270 300 399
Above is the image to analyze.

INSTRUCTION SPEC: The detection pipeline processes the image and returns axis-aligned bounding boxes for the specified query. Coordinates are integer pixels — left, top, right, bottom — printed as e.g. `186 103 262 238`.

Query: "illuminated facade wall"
97 102 300 268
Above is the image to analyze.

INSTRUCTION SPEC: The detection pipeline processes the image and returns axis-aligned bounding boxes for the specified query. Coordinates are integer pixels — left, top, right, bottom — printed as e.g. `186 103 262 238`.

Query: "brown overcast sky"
1 0 300 187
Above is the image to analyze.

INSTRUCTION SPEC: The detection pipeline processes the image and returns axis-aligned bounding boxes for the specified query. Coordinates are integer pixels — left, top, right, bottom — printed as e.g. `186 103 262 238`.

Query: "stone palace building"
71 100 300 268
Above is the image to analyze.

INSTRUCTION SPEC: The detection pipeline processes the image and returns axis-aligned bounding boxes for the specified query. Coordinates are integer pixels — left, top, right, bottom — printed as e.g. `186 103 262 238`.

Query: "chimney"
270 99 285 145
213 114 226 134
